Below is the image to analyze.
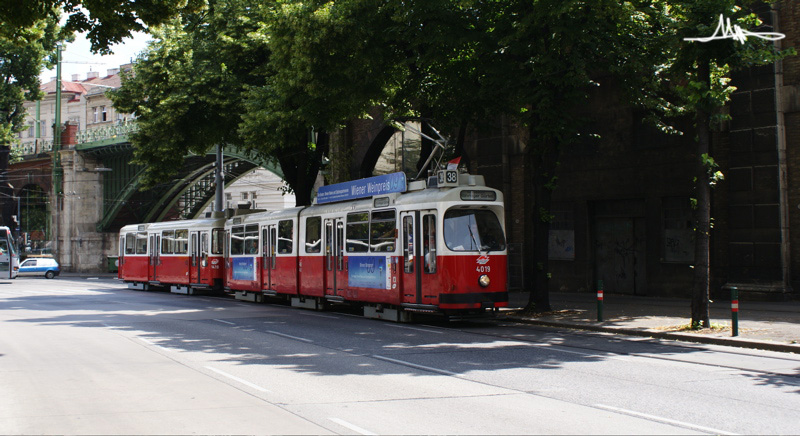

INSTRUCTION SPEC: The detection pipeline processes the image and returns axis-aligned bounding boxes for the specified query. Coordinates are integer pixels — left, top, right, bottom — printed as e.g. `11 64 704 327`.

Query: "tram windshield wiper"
467 224 479 252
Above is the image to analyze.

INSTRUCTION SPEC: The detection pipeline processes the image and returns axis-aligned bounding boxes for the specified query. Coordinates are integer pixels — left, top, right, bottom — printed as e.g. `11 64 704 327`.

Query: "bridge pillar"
54 149 116 273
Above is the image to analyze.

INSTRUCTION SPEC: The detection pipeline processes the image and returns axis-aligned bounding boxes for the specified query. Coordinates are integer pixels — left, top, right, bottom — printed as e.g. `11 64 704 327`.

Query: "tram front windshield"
444 209 505 252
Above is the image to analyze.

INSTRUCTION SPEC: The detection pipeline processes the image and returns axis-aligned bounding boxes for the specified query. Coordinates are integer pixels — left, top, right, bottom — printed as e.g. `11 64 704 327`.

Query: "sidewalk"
504 291 800 353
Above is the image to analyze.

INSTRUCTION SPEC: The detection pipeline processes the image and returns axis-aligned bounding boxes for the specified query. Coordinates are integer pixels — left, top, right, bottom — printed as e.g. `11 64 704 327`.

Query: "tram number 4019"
477 266 491 273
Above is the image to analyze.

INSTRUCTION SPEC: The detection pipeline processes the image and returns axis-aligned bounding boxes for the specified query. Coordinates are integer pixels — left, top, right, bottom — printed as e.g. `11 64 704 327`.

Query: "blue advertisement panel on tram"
348 256 390 289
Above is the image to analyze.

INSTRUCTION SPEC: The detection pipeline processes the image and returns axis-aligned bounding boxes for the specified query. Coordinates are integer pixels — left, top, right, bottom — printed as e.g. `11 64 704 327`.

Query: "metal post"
52 43 62 260
731 287 739 337
214 144 224 213
597 279 604 322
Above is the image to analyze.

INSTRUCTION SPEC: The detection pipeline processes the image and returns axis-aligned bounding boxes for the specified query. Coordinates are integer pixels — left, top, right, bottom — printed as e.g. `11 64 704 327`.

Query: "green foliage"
0 12 68 146
701 153 725 186
0 0 204 54
647 1 794 129
110 0 267 188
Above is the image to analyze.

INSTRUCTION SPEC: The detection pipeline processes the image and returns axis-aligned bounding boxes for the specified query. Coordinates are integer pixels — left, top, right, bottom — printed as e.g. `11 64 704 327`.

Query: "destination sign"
316 172 407 204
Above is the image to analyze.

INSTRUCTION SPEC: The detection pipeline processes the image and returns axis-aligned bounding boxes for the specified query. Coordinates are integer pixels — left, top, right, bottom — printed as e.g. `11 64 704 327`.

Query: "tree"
458 0 665 312
238 1 410 189
110 0 329 206
655 1 793 328
0 15 66 151
0 0 204 53
250 1 667 312
0 13 67 229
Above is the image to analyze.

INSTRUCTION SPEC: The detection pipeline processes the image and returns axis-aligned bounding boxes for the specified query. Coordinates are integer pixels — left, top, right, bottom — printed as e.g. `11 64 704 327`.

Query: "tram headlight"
479 274 491 288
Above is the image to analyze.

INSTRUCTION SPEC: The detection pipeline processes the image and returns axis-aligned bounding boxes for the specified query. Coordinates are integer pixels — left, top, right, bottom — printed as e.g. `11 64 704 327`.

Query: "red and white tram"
118 218 226 294
118 171 508 320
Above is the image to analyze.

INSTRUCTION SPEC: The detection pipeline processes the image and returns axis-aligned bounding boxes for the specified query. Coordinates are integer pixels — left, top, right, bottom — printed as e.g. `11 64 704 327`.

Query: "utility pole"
52 43 63 259
214 144 224 216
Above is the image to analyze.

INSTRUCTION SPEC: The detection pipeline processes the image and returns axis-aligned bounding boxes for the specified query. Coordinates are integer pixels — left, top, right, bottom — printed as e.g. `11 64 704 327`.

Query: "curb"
503 315 800 354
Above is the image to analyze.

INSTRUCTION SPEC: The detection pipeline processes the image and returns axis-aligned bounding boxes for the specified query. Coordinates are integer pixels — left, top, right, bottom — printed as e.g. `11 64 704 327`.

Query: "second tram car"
118 171 508 321
119 218 226 294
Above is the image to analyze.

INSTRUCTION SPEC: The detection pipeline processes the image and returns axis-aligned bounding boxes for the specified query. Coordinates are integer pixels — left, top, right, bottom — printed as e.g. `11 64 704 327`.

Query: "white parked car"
18 257 60 279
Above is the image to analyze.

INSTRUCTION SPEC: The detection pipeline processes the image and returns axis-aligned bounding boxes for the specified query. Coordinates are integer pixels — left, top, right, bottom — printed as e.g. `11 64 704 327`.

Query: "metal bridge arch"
81 143 283 231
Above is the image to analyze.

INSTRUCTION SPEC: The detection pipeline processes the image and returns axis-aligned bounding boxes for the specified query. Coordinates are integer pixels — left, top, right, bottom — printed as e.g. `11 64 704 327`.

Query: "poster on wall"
232 257 256 281
348 256 391 289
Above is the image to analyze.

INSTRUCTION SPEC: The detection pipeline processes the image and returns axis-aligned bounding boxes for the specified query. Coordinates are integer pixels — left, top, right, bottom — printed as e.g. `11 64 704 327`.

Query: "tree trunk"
523 133 558 313
691 60 712 329
280 132 327 207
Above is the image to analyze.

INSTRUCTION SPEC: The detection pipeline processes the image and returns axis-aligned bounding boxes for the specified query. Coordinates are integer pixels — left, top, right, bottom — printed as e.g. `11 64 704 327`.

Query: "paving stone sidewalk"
504 291 800 353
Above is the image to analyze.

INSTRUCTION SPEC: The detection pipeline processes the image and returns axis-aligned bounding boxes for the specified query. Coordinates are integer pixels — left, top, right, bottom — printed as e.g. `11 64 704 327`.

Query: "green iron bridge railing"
15 120 282 231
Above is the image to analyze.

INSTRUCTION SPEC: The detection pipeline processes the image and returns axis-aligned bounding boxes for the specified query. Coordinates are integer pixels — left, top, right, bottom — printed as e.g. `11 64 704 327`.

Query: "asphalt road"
1 277 798 435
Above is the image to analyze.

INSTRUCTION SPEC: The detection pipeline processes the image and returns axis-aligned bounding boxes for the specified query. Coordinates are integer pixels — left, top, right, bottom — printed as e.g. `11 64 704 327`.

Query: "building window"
662 197 695 263
251 192 258 200
548 203 575 260
27 125 34 138
101 106 107 122
241 192 248 200
93 107 98 123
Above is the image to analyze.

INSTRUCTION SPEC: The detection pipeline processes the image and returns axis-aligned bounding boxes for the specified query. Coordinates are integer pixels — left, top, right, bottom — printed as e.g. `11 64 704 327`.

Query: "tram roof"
121 217 226 232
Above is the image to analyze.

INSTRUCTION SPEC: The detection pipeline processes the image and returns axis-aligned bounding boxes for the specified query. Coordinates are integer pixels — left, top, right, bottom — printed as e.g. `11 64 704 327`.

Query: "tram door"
262 225 277 290
401 210 438 305
149 234 160 280
189 231 200 284
324 218 345 297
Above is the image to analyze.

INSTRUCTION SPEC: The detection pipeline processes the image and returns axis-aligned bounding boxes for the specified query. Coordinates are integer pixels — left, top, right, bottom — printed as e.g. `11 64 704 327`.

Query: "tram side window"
423 214 436 273
212 229 224 255
231 226 245 255
370 210 396 252
244 224 259 254
346 212 369 252
136 232 148 254
201 232 209 256
125 233 135 255
403 216 413 273
174 229 189 254
278 220 293 253
161 230 174 254
305 217 321 253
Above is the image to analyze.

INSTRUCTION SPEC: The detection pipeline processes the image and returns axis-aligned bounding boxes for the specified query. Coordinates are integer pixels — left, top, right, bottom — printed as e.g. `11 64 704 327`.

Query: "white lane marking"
329 417 377 436
385 324 444 334
594 404 738 435
213 319 236 325
267 330 313 343
372 355 457 376
205 366 272 393
299 312 340 319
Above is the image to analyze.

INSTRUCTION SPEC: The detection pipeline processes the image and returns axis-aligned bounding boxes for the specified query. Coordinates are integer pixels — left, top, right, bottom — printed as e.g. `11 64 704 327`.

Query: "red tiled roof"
40 80 86 95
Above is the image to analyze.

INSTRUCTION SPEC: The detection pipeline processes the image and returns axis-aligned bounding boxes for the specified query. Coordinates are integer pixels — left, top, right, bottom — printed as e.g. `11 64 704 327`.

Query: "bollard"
597 279 604 322
731 287 739 337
